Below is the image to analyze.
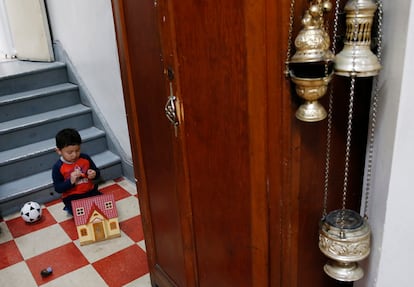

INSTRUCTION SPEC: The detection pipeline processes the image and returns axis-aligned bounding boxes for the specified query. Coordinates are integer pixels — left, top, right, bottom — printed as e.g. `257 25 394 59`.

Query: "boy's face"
56 145 81 163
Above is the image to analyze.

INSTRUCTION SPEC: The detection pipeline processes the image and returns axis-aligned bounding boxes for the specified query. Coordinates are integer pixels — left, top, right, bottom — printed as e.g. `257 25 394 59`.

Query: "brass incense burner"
289 0 334 122
290 72 332 121
319 209 371 282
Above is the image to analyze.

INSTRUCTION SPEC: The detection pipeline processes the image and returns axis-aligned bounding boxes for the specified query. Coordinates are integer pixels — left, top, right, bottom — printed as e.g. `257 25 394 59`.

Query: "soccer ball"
20 201 42 223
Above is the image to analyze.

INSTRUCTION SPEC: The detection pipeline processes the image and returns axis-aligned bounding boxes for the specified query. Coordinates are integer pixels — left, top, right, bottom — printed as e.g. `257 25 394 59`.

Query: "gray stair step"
0 104 93 151
0 83 79 122
0 127 108 183
0 151 121 207
0 61 68 96
0 61 124 217
0 127 105 164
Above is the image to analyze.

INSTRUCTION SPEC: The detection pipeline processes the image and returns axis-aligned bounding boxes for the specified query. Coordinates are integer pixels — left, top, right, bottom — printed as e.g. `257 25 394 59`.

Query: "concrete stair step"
0 61 68 96
0 150 122 216
0 127 107 183
0 104 93 151
0 83 79 122
0 60 124 217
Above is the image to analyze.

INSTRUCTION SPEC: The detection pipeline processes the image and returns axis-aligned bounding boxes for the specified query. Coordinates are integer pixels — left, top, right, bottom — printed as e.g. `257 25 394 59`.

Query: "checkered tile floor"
0 178 151 287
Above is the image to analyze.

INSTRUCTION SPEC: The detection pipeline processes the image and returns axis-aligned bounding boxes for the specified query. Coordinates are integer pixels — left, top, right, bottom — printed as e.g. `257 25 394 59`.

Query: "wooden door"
112 0 371 286
112 1 189 286
4 0 54 61
93 222 105 241
156 1 272 286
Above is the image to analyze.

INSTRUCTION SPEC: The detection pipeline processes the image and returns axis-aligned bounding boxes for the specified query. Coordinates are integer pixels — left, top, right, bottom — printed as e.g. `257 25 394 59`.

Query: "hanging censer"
318 0 383 282
286 0 334 122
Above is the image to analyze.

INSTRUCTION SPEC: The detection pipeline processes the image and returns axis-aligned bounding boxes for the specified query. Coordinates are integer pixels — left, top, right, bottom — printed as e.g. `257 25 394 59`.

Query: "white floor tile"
15 224 71 259
47 202 73 223
123 273 151 287
74 230 134 263
116 196 140 222
0 221 13 244
137 240 146 252
117 179 138 196
41 265 109 287
0 261 38 287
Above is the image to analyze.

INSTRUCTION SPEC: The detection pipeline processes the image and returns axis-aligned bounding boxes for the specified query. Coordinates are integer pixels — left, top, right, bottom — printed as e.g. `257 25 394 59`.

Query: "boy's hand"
70 170 82 184
86 169 97 179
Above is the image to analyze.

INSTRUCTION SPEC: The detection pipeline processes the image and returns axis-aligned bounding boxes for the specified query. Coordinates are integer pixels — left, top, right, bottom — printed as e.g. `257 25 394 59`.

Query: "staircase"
0 60 123 217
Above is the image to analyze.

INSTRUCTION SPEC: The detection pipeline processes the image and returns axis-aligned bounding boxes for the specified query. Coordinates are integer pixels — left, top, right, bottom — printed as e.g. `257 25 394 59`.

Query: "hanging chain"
363 0 383 219
342 75 356 210
322 0 341 218
284 0 296 77
339 1 360 229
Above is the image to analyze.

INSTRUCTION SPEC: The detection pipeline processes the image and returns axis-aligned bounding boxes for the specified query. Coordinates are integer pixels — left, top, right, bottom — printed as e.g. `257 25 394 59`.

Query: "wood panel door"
4 0 54 61
112 0 371 286
112 1 189 286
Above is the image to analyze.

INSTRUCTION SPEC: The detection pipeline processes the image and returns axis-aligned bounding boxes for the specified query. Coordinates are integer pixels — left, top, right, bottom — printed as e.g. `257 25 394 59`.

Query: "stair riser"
0 88 80 122
0 136 108 183
0 67 68 96
100 164 123 184
0 113 93 151
0 186 58 217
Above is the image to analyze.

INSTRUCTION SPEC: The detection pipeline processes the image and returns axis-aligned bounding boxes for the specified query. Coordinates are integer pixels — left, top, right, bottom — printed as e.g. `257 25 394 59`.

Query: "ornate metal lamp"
319 209 371 281
334 0 381 77
287 0 334 122
318 0 383 282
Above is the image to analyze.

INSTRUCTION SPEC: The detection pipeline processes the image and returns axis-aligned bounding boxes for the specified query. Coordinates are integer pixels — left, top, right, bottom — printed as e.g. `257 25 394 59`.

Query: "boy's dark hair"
55 128 82 149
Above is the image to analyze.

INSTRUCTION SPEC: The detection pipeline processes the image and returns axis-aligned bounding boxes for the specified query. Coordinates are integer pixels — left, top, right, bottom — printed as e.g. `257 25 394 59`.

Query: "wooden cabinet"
112 0 370 286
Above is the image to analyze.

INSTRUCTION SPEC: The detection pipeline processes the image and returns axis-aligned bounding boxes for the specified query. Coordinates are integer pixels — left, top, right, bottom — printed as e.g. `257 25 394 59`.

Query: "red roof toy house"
71 193 121 245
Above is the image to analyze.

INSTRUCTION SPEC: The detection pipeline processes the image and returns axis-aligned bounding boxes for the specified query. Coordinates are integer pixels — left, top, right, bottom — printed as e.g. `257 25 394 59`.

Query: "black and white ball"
20 201 42 223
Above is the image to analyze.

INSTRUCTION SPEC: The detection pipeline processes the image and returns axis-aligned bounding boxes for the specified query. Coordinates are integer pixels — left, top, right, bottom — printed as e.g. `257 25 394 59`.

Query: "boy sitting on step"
52 128 101 216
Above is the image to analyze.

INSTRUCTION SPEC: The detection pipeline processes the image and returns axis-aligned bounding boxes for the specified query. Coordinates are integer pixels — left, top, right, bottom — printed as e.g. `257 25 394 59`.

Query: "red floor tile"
100 184 131 201
0 240 24 270
120 215 145 243
25 242 89 285
59 219 79 241
93 244 149 287
6 209 57 238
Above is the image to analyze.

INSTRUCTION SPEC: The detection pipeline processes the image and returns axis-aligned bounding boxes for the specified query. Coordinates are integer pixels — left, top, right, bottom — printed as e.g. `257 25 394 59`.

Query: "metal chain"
363 0 383 218
322 86 333 218
284 0 296 77
342 75 356 211
322 0 341 218
340 1 360 225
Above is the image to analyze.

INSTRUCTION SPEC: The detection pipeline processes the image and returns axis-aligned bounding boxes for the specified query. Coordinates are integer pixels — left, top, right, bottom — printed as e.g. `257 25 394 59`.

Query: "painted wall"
44 0 132 160
356 1 414 286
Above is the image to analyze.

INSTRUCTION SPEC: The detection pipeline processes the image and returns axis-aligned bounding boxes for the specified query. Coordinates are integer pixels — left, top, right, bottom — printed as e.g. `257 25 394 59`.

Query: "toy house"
71 193 121 245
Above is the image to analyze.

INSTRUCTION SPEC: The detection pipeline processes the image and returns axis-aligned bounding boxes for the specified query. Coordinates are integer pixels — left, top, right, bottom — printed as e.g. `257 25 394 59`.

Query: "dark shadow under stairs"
0 60 123 217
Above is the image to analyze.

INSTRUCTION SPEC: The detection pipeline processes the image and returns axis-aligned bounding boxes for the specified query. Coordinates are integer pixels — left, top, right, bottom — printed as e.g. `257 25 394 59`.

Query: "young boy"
52 128 101 215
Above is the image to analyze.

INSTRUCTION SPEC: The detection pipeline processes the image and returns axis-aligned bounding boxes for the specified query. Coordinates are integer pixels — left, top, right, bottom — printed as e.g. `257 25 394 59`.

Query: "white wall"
356 0 414 286
44 0 131 159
